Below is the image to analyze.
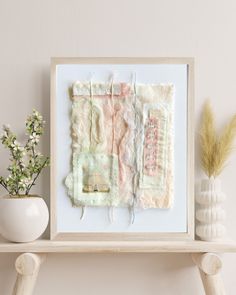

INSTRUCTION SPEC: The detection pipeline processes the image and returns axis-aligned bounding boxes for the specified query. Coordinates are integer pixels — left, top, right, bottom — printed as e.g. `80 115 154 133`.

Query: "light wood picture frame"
50 57 194 241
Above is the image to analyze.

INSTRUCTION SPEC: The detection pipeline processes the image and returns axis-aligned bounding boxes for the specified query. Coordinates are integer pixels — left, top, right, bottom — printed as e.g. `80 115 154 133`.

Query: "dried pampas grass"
200 101 236 178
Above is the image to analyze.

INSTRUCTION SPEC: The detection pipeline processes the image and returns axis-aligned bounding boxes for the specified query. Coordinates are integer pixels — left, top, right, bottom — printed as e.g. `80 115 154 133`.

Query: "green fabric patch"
66 153 120 207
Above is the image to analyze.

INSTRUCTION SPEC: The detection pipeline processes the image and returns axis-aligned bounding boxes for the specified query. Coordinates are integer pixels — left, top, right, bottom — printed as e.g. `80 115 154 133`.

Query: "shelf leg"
192 253 225 295
12 253 46 295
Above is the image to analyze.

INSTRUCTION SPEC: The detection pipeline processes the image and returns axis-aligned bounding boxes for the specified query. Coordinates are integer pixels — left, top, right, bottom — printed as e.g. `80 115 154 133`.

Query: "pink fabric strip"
143 116 159 176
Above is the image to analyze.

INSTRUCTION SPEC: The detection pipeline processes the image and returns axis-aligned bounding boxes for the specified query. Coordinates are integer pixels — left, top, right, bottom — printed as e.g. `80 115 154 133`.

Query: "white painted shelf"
0 239 236 253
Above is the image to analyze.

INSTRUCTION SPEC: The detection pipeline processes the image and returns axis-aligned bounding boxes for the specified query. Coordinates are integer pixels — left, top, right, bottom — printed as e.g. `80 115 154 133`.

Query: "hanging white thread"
129 206 135 224
108 73 115 224
130 72 138 225
89 74 94 150
109 206 114 224
80 205 86 220
80 74 94 221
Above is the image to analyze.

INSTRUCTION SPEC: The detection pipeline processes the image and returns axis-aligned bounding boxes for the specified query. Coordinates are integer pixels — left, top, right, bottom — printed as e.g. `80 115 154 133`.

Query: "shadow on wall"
40 66 50 239
0 253 18 295
34 253 202 295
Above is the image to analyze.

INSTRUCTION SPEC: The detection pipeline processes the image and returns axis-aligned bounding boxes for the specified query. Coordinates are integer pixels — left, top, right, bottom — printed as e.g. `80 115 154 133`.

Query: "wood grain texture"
192 253 226 295
0 240 236 253
12 253 45 295
199 272 226 295
192 253 222 275
50 57 195 241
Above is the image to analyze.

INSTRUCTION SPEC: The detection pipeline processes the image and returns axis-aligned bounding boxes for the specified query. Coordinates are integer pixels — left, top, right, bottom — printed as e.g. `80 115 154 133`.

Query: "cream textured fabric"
65 82 174 209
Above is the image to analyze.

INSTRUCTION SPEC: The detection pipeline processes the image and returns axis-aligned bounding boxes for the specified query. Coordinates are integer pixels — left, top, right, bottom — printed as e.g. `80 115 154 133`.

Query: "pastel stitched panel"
136 85 174 208
66 82 134 207
65 82 174 209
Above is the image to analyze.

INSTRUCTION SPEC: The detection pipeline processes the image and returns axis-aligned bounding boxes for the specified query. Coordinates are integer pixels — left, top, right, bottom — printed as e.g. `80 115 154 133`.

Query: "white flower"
20 162 25 168
33 110 42 120
19 177 31 187
30 132 40 144
18 146 25 152
3 124 10 130
6 175 12 181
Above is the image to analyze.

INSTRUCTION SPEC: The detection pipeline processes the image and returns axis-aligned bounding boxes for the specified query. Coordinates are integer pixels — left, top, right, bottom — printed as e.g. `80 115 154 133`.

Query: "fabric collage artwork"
65 79 174 221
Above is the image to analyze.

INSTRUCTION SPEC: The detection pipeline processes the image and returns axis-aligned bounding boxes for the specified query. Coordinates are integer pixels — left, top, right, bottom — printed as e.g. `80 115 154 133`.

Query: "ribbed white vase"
196 177 226 241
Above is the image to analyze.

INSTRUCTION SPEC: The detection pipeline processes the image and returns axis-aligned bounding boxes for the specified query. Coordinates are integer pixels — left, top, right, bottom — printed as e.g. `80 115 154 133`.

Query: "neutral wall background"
0 0 236 294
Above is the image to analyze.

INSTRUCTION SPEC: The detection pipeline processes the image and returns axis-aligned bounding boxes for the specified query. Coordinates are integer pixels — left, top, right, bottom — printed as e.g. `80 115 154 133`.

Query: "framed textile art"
50 57 194 241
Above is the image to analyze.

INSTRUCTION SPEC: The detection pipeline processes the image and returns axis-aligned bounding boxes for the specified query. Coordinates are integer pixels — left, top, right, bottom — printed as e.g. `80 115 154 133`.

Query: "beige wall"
0 0 236 294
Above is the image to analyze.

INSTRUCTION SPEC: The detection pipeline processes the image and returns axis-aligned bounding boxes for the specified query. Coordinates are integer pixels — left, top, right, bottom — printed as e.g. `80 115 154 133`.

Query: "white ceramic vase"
196 178 226 241
0 195 49 243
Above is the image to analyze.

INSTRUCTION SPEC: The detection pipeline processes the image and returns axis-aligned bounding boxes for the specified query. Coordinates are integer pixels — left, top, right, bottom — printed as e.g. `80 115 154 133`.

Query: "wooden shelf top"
0 239 236 253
